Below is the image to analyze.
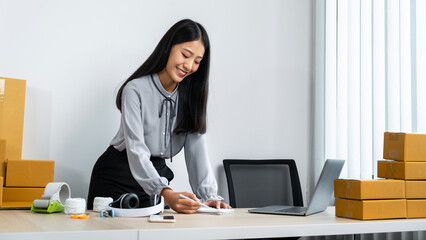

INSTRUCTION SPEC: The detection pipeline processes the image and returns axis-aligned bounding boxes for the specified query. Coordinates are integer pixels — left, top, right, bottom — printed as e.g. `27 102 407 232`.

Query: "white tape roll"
93 197 113 212
65 198 86 214
42 182 71 205
110 197 164 217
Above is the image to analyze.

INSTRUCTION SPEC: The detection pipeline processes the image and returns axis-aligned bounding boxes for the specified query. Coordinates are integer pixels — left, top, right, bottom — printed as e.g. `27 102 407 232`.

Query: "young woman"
87 19 230 213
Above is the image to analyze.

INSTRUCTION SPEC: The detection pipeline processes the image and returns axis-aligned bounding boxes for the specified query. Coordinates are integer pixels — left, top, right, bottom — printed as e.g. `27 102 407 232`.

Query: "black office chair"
223 159 303 240
223 159 303 208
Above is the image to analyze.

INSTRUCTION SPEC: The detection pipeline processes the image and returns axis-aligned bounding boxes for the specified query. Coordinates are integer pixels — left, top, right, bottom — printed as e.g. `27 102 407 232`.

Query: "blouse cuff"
152 180 173 196
200 194 224 203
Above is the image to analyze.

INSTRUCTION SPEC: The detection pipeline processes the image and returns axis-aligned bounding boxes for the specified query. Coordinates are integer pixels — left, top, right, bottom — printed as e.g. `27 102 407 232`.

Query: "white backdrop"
0 0 313 203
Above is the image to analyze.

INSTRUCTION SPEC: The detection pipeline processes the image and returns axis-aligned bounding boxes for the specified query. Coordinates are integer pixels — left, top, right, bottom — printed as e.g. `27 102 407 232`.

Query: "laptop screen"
305 159 345 215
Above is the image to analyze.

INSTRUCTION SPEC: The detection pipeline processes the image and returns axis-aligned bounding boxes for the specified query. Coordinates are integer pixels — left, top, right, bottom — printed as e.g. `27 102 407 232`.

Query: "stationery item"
108 193 164 217
178 194 234 215
178 194 210 208
31 200 64 213
31 182 71 213
109 193 139 209
196 206 235 215
70 213 90 219
249 159 345 216
93 197 113 212
64 198 86 215
100 209 115 218
42 182 71 205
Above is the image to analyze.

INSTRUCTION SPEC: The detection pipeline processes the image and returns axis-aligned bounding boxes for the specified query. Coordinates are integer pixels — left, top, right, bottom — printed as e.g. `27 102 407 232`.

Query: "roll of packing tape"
110 196 164 217
32 199 51 208
42 182 71 205
65 198 86 214
93 197 113 212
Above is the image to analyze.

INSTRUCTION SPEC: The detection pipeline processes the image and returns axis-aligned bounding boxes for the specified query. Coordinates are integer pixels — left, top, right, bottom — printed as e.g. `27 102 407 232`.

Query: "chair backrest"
223 159 303 208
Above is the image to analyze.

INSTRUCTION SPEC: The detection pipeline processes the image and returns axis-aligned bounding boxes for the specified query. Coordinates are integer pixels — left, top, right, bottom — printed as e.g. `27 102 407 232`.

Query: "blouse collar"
152 73 179 98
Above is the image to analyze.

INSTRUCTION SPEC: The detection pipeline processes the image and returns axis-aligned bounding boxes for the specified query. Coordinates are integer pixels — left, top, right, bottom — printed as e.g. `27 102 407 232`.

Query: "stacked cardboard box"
335 132 426 220
379 132 426 219
0 77 55 208
334 179 406 220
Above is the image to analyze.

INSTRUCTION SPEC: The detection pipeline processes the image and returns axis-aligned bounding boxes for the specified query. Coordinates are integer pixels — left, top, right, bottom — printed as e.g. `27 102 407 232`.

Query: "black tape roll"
121 193 139 209
109 193 140 209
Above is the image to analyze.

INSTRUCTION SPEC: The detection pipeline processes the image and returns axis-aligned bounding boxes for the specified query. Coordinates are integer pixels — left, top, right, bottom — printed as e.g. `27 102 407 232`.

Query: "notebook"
177 193 234 215
248 159 345 216
197 206 234 215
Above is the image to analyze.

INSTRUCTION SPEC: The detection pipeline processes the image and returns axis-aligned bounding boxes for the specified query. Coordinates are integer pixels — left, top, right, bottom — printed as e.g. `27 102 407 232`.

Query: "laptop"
248 159 345 216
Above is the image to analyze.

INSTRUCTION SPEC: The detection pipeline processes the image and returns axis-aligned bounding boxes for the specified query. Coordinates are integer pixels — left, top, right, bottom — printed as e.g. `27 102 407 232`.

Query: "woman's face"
160 39 205 86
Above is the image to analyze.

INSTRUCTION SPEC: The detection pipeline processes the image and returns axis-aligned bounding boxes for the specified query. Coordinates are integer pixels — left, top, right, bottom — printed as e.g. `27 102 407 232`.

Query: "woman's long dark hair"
116 19 210 134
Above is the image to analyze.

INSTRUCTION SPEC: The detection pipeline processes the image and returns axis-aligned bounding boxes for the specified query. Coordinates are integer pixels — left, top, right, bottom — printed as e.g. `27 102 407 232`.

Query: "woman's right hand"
160 188 201 214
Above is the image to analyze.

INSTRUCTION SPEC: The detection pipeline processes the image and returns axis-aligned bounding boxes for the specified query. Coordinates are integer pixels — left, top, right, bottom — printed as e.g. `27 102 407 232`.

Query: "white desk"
1 207 426 240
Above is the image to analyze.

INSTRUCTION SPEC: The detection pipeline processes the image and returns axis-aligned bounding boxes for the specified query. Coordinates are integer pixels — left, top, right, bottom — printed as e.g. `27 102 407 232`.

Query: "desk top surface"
1 207 426 239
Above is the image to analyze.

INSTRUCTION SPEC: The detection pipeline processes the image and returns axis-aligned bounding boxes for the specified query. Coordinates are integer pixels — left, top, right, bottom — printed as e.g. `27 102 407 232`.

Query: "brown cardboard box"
406 181 426 198
5 160 54 187
384 132 426 161
0 162 4 181
377 160 426 180
334 179 405 200
335 198 407 220
407 199 426 218
1 187 44 208
0 177 3 207
0 77 26 161
0 139 5 178
0 139 5 159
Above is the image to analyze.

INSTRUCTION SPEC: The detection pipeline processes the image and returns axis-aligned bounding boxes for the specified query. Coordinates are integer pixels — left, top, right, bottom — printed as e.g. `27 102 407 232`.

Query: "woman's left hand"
202 200 232 209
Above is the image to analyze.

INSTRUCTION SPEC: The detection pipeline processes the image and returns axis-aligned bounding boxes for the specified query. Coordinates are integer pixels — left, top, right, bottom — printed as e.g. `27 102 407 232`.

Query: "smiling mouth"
177 68 187 77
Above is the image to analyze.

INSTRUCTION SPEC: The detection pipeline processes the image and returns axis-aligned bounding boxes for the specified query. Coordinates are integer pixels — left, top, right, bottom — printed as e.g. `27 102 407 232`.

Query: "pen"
178 194 210 208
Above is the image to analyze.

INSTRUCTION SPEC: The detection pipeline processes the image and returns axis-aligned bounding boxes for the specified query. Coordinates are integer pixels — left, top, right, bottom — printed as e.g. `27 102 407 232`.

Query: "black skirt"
87 146 174 210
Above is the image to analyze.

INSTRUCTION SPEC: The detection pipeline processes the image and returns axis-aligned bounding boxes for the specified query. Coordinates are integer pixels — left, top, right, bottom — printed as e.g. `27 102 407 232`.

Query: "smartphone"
149 215 176 223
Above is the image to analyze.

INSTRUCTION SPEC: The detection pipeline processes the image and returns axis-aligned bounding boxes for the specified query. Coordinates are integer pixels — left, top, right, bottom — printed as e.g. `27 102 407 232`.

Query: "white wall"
0 0 313 203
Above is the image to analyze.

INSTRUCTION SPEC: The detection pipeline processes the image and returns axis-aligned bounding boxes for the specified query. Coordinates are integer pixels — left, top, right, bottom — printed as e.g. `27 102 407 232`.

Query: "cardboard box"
384 132 426 161
0 177 3 207
407 199 426 218
335 198 407 220
0 162 4 181
0 139 5 179
377 160 426 180
406 181 426 198
1 187 44 208
0 139 5 160
5 160 54 187
334 179 405 200
0 77 26 161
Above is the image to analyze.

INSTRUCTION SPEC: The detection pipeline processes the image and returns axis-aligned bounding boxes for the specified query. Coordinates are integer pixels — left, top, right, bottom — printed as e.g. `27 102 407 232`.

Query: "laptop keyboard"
277 207 307 213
